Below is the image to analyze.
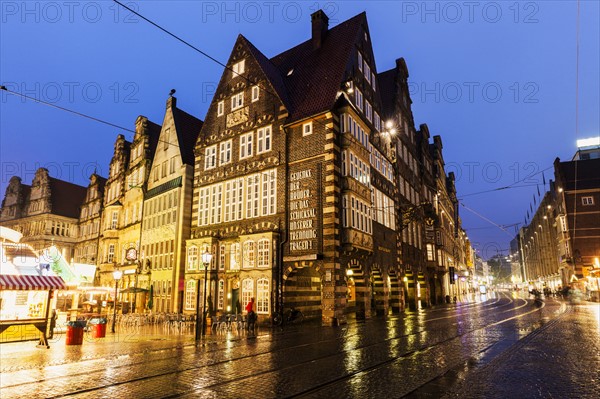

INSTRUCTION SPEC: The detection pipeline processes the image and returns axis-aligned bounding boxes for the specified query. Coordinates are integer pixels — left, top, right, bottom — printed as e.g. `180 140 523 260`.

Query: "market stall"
0 274 67 348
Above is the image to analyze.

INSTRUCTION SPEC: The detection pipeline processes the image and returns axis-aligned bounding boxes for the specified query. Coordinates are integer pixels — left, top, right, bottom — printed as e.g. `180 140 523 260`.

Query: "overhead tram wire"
110 0 357 146
1 86 135 134
458 166 554 199
1 85 180 149
112 0 532 235
459 202 514 238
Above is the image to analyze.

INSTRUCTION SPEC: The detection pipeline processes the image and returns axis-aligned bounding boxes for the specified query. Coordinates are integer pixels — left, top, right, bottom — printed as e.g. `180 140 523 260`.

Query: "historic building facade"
516 152 600 292
553 156 600 285
139 96 202 313
73 173 106 269
188 10 464 325
0 168 86 260
97 134 131 287
1 10 472 321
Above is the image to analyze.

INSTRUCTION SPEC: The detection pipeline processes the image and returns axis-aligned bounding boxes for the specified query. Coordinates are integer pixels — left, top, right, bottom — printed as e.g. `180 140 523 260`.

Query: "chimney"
311 10 329 50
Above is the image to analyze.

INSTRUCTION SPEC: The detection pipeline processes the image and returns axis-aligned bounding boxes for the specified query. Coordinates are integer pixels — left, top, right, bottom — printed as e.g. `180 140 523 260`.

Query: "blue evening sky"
1 1 599 259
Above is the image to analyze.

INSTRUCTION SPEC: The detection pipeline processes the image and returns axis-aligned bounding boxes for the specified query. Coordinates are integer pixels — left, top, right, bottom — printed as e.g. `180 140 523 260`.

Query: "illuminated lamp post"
201 251 213 337
111 269 123 333
195 251 212 340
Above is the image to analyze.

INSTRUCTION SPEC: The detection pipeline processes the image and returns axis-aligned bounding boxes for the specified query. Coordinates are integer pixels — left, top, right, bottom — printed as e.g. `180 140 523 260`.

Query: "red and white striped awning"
0 274 67 291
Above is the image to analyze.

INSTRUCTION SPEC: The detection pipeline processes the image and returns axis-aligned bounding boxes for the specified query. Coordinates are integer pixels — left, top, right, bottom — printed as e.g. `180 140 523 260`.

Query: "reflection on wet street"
1 291 598 398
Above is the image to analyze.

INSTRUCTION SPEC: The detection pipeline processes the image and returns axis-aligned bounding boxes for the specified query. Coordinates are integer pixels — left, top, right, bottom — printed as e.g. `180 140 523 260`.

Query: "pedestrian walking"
246 298 256 332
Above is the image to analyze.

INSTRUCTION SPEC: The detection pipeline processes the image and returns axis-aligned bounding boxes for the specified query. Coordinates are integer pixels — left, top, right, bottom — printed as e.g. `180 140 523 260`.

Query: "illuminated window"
303 122 313 136
230 243 240 270
219 244 226 270
426 244 435 261
218 279 224 310
357 52 363 72
257 239 270 268
256 278 270 314
185 280 196 310
107 244 115 263
240 132 253 159
205 145 216 170
231 92 244 111
243 240 255 268
188 246 198 270
232 59 245 77
241 278 254 311
257 125 272 154
355 89 363 111
111 211 118 229
219 140 232 165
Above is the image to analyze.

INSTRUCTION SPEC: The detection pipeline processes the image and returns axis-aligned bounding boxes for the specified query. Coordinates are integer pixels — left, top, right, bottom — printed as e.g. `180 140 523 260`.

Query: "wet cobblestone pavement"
1 292 598 398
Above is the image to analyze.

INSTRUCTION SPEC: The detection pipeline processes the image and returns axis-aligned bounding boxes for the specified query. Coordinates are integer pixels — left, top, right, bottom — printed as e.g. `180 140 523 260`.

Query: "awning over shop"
0 274 67 291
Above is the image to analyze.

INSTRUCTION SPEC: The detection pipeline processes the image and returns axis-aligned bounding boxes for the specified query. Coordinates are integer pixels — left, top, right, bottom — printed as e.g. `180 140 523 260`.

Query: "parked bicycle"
272 308 304 326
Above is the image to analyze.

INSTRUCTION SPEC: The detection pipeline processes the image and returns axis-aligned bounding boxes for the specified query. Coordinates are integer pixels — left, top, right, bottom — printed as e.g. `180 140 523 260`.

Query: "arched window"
256 278 270 314
243 240 255 268
257 239 270 268
185 280 196 310
188 246 198 270
241 278 254 311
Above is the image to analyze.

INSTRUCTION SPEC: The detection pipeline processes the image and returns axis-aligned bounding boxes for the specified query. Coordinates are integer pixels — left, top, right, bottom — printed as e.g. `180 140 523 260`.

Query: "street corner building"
185 10 472 326
0 10 474 328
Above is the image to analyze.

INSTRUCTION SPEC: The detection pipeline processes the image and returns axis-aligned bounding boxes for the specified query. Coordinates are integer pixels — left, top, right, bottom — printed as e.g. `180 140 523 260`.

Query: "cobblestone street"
1 292 598 398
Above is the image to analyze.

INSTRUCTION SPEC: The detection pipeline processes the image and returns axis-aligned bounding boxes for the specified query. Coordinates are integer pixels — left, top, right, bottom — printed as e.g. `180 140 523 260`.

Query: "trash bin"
66 321 85 345
88 317 108 338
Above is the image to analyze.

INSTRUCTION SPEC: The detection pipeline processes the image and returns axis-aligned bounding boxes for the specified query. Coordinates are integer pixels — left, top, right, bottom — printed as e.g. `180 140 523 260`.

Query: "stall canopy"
0 274 67 291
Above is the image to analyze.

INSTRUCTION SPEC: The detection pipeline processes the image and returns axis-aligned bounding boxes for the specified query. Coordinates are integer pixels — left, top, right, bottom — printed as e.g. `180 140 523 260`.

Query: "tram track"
2 293 554 398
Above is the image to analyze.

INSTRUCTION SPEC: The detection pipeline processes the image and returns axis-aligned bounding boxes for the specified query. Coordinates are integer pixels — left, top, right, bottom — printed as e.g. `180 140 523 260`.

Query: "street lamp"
111 269 123 333
201 251 212 337
132 263 141 313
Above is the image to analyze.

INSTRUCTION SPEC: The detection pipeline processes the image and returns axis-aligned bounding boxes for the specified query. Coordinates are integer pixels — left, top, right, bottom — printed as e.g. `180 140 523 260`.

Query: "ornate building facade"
187 10 466 325
0 168 86 260
139 96 202 313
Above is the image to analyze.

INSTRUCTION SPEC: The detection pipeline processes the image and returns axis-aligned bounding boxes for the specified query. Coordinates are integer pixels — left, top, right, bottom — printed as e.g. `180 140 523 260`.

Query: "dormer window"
231 92 244 111
232 59 245 78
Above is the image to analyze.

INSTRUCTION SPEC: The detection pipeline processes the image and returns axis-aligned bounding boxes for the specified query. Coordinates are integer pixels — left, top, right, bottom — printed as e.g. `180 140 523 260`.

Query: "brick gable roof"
240 35 291 111
269 12 365 122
